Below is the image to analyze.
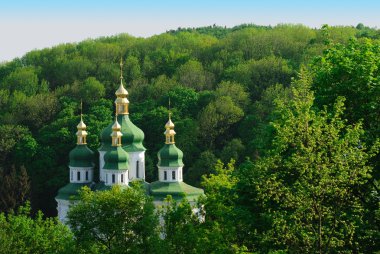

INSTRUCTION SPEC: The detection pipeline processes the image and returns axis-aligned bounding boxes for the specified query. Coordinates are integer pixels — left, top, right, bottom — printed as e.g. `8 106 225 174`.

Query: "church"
55 61 204 222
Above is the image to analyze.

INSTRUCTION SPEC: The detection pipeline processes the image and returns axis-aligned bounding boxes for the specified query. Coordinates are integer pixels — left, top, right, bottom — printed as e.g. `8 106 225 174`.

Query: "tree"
2 67 40 96
176 60 212 91
312 38 380 142
0 165 30 212
0 203 75 253
159 196 201 254
67 185 161 254
71 77 106 104
237 72 379 253
198 96 244 147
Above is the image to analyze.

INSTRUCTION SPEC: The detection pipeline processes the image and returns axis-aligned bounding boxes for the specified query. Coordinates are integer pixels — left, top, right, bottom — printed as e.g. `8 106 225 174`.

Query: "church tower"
99 59 146 183
150 109 203 206
56 105 95 222
102 116 129 186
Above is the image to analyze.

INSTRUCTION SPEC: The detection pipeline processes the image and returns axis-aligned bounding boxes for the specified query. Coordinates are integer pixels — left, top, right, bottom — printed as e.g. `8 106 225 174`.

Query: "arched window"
77 171 81 181
112 174 115 183
70 171 73 181
121 174 124 183
172 171 176 180
136 161 139 178
85 171 89 181
164 171 167 181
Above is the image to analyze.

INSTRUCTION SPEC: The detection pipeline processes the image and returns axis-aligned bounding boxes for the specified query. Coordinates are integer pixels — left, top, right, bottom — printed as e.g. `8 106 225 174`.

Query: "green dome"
69 145 94 167
99 115 146 152
157 144 184 167
104 146 129 170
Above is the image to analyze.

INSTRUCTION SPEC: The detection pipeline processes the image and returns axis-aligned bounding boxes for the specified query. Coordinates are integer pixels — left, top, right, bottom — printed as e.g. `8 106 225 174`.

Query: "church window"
164 171 167 180
136 161 139 178
77 171 81 181
121 174 124 183
85 171 88 181
172 171 176 180
71 171 73 181
112 174 115 183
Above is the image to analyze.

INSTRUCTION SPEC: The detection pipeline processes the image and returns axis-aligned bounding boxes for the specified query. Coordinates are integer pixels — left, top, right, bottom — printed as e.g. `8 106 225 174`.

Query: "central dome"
99 115 145 152
104 146 129 170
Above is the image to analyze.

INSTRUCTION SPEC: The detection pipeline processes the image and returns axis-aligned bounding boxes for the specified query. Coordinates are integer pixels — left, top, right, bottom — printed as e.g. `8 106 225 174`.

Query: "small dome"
112 119 121 130
99 115 145 152
165 119 175 129
69 145 94 167
115 83 128 97
157 143 184 167
77 119 86 129
104 146 129 170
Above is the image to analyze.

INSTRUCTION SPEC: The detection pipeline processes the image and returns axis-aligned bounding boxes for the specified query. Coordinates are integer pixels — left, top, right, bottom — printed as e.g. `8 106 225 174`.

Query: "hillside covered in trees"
0 23 379 253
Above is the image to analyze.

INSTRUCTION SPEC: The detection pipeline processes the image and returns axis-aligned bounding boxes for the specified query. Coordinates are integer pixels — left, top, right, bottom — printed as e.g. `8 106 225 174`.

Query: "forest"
0 23 379 253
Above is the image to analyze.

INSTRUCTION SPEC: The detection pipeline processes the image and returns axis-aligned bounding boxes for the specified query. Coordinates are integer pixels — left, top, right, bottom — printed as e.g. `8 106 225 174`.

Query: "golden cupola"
164 113 176 144
115 58 129 115
76 103 88 145
111 115 123 147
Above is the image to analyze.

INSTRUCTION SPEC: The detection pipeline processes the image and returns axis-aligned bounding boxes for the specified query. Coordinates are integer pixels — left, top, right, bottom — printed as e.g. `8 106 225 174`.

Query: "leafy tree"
67 185 161 254
198 96 244 147
313 38 380 141
0 165 30 212
71 77 106 104
176 60 212 91
0 203 75 253
159 196 201 254
2 67 40 96
225 55 294 100
237 72 380 253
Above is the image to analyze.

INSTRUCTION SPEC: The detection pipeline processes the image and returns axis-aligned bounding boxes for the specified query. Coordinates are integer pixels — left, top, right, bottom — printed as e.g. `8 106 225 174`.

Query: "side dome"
69 145 94 167
157 144 184 167
104 146 129 170
99 115 145 152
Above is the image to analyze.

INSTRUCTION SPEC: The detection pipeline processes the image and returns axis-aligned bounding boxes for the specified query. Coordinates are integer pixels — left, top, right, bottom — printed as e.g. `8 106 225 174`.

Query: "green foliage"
159 196 201 254
313 38 380 140
236 72 380 253
0 165 30 212
0 202 74 253
67 185 161 254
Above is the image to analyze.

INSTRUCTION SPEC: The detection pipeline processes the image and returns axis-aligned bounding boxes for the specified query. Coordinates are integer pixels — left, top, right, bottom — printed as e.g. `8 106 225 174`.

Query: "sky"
0 0 379 62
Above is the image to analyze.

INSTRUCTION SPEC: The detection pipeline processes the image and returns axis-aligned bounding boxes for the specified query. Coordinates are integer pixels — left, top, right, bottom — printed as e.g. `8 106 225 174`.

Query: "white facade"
128 151 145 181
56 199 75 223
104 169 129 186
99 151 106 181
70 166 94 183
99 150 145 182
158 166 183 182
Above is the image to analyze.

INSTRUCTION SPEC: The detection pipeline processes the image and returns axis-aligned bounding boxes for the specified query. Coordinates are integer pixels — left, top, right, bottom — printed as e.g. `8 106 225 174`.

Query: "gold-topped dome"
76 102 88 144
164 112 176 144
115 58 129 115
115 83 129 97
77 118 86 129
110 116 123 146
165 118 175 129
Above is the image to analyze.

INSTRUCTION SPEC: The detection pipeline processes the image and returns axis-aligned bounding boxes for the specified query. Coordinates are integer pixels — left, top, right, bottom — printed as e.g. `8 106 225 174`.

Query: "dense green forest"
0 23 379 253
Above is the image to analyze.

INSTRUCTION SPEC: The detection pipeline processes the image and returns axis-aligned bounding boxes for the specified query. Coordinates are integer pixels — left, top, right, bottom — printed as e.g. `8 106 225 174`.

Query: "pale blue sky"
1 0 379 62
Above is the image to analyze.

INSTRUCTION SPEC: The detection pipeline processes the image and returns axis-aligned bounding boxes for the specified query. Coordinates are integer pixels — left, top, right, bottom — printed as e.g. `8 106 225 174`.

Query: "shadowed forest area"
0 23 379 253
